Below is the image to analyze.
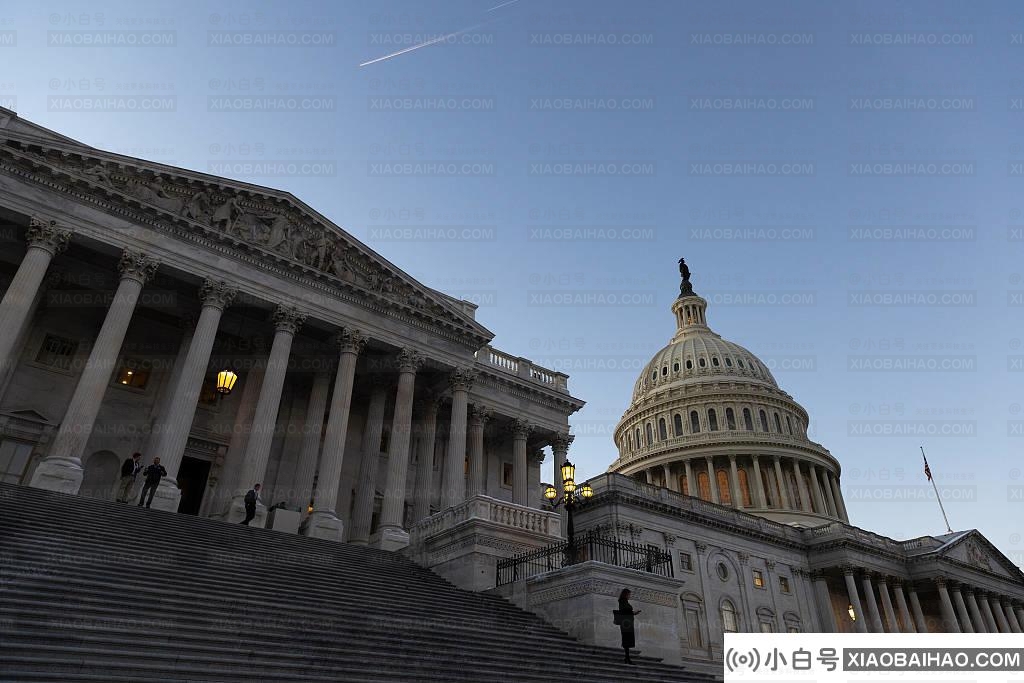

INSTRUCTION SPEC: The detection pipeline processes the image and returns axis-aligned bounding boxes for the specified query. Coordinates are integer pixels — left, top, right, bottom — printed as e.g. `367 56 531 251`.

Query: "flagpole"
921 446 953 534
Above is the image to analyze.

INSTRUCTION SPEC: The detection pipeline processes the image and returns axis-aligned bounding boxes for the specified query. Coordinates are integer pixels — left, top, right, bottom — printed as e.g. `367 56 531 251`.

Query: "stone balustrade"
409 494 562 546
474 344 569 394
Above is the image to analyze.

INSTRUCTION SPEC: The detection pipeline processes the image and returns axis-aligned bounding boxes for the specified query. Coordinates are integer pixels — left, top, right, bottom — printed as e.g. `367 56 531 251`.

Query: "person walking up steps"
241 484 261 525
137 457 167 508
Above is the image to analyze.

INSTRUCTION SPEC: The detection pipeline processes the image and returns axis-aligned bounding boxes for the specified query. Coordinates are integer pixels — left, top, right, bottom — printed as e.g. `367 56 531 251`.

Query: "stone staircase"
0 482 713 682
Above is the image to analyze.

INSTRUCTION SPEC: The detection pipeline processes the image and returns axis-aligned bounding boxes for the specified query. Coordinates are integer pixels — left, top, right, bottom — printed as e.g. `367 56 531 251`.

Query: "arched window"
774 412 783 433
680 475 689 496
743 408 754 431
737 358 745 368
673 361 679 372
651 371 657 381
697 471 711 501
690 410 701 434
658 418 668 441
712 356 720 367
673 413 684 437
726 407 736 430
721 600 739 633
698 357 706 368
645 422 653 446
686 359 693 369
708 409 719 432
634 428 641 449
785 415 793 434
759 409 769 432
725 357 733 367
738 468 752 507
716 469 732 506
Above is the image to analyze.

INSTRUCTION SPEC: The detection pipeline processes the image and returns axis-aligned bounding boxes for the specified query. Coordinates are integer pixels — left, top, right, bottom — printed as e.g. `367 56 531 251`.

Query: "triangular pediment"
3 408 53 424
938 530 1023 581
0 111 493 348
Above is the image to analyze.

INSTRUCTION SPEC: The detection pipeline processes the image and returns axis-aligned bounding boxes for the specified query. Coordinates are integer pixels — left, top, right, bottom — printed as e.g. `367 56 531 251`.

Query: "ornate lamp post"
543 460 593 565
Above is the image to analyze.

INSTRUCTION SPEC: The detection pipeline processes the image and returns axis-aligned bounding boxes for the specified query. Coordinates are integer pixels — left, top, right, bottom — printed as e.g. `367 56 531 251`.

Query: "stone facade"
0 108 583 550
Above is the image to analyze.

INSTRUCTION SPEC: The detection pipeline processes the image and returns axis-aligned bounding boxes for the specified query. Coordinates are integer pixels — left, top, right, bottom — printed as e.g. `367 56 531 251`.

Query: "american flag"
923 453 932 481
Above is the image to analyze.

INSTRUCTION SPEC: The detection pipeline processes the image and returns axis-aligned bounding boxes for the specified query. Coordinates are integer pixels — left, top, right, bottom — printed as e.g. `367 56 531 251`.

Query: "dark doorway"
177 456 211 515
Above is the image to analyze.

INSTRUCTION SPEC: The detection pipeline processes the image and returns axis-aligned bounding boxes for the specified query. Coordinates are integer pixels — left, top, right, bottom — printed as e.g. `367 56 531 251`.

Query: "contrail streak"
359 22 487 67
486 0 520 11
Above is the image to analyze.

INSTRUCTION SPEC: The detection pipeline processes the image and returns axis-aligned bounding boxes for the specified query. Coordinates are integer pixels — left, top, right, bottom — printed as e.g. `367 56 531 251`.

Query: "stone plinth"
266 508 301 534
408 495 561 592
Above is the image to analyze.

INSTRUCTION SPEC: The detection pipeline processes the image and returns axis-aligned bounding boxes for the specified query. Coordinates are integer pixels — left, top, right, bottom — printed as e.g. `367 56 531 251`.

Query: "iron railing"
495 531 674 586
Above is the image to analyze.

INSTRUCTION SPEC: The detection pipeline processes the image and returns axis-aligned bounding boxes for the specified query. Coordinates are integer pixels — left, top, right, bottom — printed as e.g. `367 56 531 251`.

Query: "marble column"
1004 599 1023 633
467 404 491 497
978 592 1000 633
964 589 988 633
662 464 675 492
30 250 158 494
0 218 71 376
148 280 237 511
935 578 961 633
843 568 868 633
227 306 305 524
750 455 766 507
412 396 439 522
376 349 423 550
988 594 1010 633
683 460 694 497
811 571 838 631
510 418 532 506
892 579 916 632
705 457 720 504
347 377 389 545
794 460 811 512
829 474 850 522
301 328 365 540
289 367 332 511
728 455 742 508
772 455 791 509
1014 603 1024 633
0 269 63 401
819 467 838 517
551 432 573 497
809 465 827 514
441 367 475 509
213 363 263 516
949 583 974 633
907 584 929 632
876 576 898 633
861 573 885 632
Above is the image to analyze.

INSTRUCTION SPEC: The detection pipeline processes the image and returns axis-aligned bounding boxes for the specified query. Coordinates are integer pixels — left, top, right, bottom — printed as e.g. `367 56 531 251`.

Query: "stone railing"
474 344 569 394
409 495 562 545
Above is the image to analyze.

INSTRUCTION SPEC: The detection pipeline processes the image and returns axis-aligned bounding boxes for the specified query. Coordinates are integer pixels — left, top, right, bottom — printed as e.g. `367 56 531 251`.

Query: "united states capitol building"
1 108 1022 676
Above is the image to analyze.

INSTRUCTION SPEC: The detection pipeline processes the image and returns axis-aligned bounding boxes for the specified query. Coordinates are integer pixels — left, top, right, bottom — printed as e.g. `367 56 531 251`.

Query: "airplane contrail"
359 22 487 67
486 0 520 11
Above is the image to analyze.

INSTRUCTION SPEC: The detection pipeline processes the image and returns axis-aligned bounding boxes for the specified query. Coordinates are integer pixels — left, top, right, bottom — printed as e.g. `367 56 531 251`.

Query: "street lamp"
543 460 594 565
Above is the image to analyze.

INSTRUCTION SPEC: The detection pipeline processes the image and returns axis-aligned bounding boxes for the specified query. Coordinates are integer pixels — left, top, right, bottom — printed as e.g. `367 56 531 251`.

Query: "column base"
147 479 182 512
375 526 410 552
225 494 268 528
299 510 345 542
28 457 84 495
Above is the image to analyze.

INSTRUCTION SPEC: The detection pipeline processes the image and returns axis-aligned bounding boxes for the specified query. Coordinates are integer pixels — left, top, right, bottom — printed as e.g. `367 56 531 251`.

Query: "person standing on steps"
116 452 142 503
241 484 261 526
617 588 641 665
137 457 167 508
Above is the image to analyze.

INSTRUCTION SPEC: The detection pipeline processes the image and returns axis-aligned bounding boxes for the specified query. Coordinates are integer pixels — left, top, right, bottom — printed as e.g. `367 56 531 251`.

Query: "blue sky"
4 0 1022 557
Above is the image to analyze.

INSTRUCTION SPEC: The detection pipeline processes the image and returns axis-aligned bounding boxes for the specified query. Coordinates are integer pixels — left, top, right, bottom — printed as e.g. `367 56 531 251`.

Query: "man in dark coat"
137 457 167 509
116 452 142 503
241 484 261 526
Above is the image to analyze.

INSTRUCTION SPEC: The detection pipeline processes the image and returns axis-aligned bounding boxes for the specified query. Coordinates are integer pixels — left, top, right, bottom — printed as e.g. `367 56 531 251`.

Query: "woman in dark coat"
617 588 641 664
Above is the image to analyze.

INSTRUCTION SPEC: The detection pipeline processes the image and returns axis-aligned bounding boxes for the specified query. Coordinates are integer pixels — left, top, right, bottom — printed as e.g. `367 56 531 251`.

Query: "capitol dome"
609 262 848 527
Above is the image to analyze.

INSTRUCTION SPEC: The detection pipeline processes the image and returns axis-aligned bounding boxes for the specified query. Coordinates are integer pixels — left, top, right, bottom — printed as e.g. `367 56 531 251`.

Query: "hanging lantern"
216 368 239 395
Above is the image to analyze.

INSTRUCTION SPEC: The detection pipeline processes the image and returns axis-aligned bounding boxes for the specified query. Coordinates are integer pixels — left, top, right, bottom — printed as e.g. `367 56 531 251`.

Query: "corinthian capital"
117 250 159 284
397 347 425 373
199 279 237 311
335 327 367 355
551 432 574 455
509 417 532 440
469 403 492 428
448 366 477 392
26 217 71 256
271 305 306 335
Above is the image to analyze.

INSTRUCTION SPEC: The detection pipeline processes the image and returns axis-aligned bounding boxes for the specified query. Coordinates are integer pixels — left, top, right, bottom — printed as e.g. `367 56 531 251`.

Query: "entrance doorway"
177 456 211 515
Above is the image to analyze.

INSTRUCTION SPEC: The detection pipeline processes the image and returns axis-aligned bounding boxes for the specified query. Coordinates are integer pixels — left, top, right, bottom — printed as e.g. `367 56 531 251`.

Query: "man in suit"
137 457 167 509
241 484 261 526
116 452 142 503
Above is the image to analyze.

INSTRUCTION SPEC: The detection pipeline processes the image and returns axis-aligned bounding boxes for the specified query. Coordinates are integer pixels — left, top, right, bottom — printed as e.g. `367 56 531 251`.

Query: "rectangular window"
35 334 78 371
0 440 33 484
759 622 774 633
114 359 151 389
753 569 765 588
679 551 693 572
779 576 791 593
502 462 513 487
685 608 702 647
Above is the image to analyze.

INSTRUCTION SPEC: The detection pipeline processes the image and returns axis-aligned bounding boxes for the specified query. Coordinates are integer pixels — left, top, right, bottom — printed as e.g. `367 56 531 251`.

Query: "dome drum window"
698 358 706 368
